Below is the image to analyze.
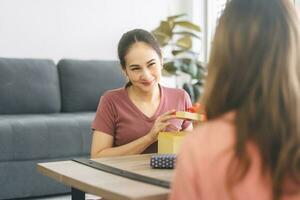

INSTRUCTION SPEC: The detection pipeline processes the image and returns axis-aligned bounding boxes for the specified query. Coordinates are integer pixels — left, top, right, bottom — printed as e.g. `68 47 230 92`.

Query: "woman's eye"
148 62 156 67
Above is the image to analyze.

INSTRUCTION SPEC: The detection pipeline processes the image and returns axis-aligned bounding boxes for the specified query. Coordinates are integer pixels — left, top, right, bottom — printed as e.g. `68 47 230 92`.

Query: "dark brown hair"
117 29 162 69
202 0 300 199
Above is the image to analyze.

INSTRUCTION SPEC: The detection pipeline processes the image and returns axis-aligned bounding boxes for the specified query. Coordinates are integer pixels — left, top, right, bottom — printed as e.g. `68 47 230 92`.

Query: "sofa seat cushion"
0 158 71 199
0 58 61 114
0 112 94 161
57 59 126 112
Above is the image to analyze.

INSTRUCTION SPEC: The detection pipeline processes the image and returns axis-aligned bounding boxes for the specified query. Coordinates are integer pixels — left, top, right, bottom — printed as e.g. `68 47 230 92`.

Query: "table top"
37 154 173 200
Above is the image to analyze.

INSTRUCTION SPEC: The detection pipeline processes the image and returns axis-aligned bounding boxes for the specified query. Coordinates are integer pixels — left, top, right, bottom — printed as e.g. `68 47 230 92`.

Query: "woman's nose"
141 69 152 79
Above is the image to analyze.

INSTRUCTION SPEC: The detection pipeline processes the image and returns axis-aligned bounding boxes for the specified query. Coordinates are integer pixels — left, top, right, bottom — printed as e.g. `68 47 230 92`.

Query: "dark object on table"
150 154 177 169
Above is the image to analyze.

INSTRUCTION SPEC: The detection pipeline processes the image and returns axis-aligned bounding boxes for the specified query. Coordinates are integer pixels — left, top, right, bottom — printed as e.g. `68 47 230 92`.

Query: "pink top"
169 112 300 200
92 85 192 153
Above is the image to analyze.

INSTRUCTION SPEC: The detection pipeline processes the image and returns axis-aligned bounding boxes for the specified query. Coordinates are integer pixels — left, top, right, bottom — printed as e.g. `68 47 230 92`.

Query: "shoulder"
161 85 186 95
161 85 188 97
182 112 236 158
98 88 126 108
101 88 126 100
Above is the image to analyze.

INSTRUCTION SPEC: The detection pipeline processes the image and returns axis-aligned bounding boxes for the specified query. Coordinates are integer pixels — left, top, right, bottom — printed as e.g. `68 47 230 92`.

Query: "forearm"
91 134 155 158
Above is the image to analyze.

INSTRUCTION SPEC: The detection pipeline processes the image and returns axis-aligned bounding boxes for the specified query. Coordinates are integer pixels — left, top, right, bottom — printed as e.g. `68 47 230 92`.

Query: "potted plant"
152 14 206 102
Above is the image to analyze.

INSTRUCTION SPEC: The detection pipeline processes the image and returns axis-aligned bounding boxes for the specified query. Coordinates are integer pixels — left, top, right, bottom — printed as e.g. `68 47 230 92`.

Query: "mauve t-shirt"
92 85 192 153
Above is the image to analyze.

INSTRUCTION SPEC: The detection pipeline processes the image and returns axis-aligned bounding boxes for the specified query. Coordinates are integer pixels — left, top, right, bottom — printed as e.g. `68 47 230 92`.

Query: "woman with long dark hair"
170 0 300 199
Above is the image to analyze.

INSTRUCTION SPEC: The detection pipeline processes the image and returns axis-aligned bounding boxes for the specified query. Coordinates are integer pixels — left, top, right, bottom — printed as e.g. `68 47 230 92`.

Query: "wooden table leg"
71 187 85 200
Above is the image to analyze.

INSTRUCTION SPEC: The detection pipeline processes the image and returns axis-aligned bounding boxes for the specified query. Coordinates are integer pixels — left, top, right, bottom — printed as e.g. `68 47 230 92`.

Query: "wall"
0 0 185 62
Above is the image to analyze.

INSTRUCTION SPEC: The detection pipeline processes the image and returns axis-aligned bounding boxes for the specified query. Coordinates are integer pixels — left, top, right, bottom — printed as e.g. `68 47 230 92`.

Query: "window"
206 0 227 60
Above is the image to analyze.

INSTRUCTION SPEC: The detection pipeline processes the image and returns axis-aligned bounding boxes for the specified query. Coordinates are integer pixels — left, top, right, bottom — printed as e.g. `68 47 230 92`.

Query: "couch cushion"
0 113 94 161
58 59 126 112
0 58 61 114
0 158 71 199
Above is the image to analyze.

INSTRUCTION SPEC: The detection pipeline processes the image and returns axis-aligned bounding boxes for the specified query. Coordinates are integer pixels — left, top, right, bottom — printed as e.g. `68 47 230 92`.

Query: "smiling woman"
90 29 193 158
124 42 161 93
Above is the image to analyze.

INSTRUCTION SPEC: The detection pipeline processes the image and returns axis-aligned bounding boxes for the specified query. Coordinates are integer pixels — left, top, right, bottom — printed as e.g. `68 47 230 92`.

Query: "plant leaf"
181 63 190 74
182 58 192 64
153 21 173 36
151 14 206 86
174 21 201 32
152 31 170 46
167 13 186 21
187 62 198 78
171 49 186 56
196 63 207 80
183 83 195 102
173 31 201 39
192 84 202 102
176 36 192 49
163 61 177 74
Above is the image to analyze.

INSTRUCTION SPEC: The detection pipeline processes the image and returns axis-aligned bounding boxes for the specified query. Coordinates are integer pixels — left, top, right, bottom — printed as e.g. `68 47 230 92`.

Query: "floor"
24 194 70 200
24 193 101 200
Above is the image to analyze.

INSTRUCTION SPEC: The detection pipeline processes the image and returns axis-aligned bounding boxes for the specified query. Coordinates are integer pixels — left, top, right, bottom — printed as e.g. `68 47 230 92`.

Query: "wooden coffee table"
37 154 173 200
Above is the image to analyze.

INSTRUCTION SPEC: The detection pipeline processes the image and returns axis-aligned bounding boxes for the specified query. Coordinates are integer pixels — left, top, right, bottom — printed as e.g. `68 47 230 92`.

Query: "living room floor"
25 194 70 200
26 194 101 200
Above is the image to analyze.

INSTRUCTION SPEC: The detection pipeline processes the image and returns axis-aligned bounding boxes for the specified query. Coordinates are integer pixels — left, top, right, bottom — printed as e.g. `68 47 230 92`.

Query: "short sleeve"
91 94 116 136
182 90 192 129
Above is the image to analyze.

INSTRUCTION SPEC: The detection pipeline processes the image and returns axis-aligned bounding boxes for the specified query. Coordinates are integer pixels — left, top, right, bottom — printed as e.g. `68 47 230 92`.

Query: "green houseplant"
152 14 206 102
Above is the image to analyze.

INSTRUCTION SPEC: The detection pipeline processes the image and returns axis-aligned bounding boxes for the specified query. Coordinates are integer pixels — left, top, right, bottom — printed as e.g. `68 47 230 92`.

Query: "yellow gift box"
158 132 187 154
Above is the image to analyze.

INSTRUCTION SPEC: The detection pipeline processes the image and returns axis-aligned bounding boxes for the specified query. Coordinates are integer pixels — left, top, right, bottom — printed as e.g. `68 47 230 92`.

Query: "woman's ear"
121 66 128 76
122 68 130 83
123 70 128 78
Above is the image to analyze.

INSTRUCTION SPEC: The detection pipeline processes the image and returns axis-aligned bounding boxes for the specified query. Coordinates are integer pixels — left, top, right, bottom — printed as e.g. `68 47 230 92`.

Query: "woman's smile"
140 79 155 86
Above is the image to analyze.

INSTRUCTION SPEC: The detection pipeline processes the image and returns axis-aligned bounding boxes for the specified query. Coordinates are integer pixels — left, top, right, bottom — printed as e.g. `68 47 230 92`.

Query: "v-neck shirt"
124 85 163 121
92 85 192 153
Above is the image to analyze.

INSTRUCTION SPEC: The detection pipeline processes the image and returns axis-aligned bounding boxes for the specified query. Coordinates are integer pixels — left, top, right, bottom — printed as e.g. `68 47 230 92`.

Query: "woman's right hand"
147 109 176 141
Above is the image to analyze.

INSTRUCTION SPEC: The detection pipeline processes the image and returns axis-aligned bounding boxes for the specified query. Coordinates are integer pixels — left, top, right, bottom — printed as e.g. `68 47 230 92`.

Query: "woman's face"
124 42 162 93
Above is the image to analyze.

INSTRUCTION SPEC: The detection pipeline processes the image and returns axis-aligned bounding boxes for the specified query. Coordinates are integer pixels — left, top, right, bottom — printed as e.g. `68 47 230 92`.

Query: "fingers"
166 124 179 132
150 110 179 137
157 122 171 131
160 115 176 122
149 122 170 138
158 109 176 122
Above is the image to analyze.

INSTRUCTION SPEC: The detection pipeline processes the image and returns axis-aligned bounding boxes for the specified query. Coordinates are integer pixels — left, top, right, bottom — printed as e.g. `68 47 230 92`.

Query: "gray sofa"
0 58 125 199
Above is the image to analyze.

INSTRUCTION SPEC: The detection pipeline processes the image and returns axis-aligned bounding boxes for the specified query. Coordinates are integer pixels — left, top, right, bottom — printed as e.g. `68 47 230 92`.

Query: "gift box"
157 107 205 155
158 132 187 154
150 154 177 169
175 111 203 121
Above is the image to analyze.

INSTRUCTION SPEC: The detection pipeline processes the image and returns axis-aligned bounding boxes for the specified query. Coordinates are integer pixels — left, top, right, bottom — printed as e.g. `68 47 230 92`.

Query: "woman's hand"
147 109 176 141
